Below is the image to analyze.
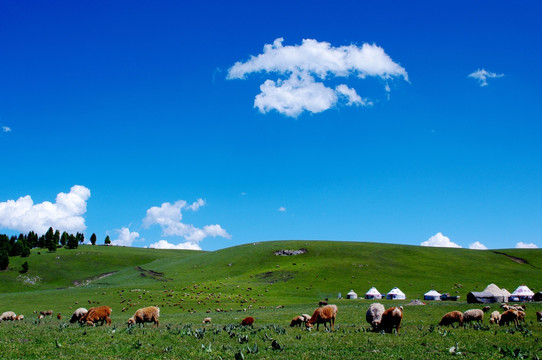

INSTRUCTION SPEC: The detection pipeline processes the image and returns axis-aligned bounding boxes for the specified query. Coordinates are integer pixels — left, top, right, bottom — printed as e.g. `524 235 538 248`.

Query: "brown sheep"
127 306 160 327
241 316 254 326
69 308 88 324
40 310 53 317
290 315 304 327
489 311 501 325
80 306 112 326
438 311 463 326
15 315 24 321
537 311 542 322
57 313 62 320
379 306 403 333
482 306 491 312
517 310 525 323
306 304 338 331
202 317 212 324
499 309 518 326
463 309 484 324
366 303 385 331
0 311 17 321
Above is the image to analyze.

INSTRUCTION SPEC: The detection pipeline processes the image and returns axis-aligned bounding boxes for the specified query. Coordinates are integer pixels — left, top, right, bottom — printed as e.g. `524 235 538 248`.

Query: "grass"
0 241 540 358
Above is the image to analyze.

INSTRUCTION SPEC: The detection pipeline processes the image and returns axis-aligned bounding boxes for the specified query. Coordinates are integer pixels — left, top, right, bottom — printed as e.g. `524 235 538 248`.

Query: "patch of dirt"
135 266 171 282
256 271 295 284
274 248 307 256
493 251 537 268
73 272 116 287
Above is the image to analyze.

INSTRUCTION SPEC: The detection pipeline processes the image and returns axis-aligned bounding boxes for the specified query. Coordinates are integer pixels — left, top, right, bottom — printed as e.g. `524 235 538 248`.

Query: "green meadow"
0 241 541 359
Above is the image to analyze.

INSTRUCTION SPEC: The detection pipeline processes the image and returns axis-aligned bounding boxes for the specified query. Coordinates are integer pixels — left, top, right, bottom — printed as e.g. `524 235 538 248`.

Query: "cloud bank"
515 242 538 249
228 38 407 117
469 241 488 250
111 227 140 246
421 232 461 248
143 199 230 248
468 69 504 87
0 185 90 234
148 239 201 250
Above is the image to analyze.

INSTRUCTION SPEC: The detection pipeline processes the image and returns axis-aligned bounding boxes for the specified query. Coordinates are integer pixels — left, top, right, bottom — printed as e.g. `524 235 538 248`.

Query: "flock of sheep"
1 302 541 332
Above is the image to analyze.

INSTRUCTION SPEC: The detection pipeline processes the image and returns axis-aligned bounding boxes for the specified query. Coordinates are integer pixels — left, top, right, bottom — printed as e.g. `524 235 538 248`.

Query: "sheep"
537 311 542 322
499 309 518 326
438 311 463 327
366 303 385 331
57 313 62 320
69 308 88 324
15 315 24 321
482 306 491 312
517 310 525 323
489 311 501 325
40 310 53 317
290 315 305 327
241 316 254 326
127 306 160 327
202 317 212 324
379 306 403 333
318 300 328 307
306 304 338 331
80 306 112 326
462 309 484 324
301 314 311 323
0 311 17 321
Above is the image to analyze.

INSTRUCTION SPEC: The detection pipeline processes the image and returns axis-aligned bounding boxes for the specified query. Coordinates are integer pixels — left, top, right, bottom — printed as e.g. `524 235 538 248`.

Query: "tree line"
0 228 112 271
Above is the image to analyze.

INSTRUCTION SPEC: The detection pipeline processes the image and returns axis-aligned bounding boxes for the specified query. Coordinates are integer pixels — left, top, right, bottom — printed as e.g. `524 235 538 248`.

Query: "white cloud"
111 227 140 246
469 241 488 250
2 126 11 133
421 232 462 248
0 185 90 234
228 38 407 117
143 199 231 244
278 206 286 212
468 69 504 87
148 240 201 250
515 242 538 249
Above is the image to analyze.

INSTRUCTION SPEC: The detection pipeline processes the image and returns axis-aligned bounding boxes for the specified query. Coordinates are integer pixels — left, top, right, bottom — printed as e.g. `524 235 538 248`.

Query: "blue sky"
0 0 540 251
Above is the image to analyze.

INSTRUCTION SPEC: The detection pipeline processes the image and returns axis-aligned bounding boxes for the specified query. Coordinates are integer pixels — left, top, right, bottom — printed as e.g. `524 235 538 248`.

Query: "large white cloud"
0 185 90 234
421 232 462 248
148 240 201 250
468 69 504 87
143 199 231 244
228 38 407 117
469 241 488 250
111 227 140 246
515 242 538 249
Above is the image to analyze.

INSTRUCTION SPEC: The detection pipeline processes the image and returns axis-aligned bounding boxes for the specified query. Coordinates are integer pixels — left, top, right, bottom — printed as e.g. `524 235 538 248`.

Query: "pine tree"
66 234 78 249
104 235 111 245
20 261 29 273
0 249 8 270
76 232 85 244
90 233 97 245
53 230 60 246
60 232 68 246
21 245 31 258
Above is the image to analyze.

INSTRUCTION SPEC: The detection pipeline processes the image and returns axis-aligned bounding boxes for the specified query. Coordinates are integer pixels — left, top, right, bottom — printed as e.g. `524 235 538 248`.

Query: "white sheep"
0 311 16 321
463 309 484 324
366 303 385 331
69 308 88 323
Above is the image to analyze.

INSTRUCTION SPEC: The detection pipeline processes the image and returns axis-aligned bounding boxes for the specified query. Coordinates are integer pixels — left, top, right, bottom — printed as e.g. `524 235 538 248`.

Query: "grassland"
0 241 540 359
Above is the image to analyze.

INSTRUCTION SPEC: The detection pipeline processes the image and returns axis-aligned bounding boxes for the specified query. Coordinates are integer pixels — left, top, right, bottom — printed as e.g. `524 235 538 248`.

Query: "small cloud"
469 241 488 250
2 126 11 133
421 232 462 248
148 239 201 250
515 242 538 249
111 227 140 246
278 206 286 212
468 69 504 87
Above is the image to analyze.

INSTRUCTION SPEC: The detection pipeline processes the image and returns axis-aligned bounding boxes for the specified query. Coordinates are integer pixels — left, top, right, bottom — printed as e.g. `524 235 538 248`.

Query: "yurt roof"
511 285 534 296
347 290 357 296
365 287 381 295
387 287 405 295
501 288 511 296
424 290 441 296
483 284 505 295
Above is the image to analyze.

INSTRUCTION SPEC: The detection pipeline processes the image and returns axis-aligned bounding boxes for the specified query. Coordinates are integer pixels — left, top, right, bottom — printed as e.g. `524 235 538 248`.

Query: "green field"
0 241 541 359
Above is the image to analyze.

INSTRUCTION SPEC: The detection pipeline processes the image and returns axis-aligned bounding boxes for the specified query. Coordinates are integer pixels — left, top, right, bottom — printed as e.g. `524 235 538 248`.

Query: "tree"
0 249 8 270
76 232 85 244
21 245 31 258
104 235 111 245
53 230 60 246
20 261 28 273
60 232 68 246
90 233 97 245
45 227 56 252
66 234 78 249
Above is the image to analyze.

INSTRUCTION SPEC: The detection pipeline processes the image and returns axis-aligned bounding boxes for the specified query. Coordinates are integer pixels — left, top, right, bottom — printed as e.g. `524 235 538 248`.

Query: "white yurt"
365 287 382 300
346 290 358 299
386 287 406 300
510 285 534 302
423 290 441 301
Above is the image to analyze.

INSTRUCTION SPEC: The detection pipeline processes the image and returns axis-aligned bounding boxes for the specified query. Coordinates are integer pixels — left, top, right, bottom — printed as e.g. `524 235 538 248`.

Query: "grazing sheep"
80 306 112 326
366 303 386 331
57 313 62 320
15 315 24 321
202 317 212 324
318 300 328 307
301 314 311 323
489 311 501 325
306 304 338 331
463 309 484 324
499 309 518 326
0 311 17 321
379 306 403 333
537 311 542 322
127 306 160 327
69 308 88 324
290 315 305 327
482 306 491 312
40 310 53 317
439 311 463 327
241 316 254 326
517 310 525 323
